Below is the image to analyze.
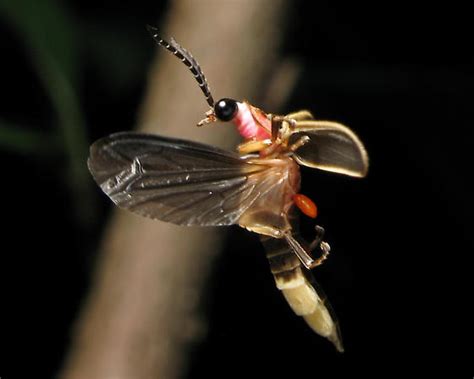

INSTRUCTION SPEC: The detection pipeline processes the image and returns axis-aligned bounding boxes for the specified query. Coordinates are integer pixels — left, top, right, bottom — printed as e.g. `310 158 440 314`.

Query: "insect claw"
309 241 331 268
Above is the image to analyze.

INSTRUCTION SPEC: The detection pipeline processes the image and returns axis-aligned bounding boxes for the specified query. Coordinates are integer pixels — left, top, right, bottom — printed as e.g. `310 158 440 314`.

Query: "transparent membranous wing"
290 121 369 178
88 132 280 226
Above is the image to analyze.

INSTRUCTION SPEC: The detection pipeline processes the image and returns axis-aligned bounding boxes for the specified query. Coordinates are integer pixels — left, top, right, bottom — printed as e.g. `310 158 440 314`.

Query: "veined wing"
88 132 281 226
290 120 369 178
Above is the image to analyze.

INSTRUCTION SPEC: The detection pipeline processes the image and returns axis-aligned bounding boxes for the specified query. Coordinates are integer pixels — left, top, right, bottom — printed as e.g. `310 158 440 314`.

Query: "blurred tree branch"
60 1 289 378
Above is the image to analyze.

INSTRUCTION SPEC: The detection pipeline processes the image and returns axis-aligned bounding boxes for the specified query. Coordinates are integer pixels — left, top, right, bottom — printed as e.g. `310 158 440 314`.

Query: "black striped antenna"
146 25 215 107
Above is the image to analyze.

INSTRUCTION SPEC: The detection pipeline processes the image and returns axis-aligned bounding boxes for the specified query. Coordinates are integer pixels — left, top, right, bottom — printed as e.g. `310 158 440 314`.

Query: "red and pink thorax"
233 101 272 141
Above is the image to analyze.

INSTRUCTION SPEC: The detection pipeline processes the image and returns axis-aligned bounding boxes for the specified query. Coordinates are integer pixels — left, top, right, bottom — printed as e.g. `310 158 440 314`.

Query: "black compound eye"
214 98 238 121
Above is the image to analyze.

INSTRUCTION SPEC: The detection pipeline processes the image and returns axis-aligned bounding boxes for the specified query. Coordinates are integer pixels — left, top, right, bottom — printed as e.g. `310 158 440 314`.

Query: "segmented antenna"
146 25 215 107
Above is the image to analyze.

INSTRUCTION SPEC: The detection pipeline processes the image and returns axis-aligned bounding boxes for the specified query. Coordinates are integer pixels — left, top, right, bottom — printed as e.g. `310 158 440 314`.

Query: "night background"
0 1 470 378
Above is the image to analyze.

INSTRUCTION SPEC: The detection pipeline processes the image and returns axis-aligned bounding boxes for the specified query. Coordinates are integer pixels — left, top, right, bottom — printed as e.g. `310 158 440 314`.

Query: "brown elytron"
87 29 369 352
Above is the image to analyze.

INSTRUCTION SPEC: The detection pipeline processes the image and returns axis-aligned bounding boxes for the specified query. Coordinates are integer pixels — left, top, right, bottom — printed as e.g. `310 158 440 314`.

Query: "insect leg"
270 113 315 144
270 114 283 141
307 225 331 268
284 226 331 269
284 110 315 121
269 115 295 141
237 139 271 155
288 135 310 152
284 233 316 269
270 110 315 142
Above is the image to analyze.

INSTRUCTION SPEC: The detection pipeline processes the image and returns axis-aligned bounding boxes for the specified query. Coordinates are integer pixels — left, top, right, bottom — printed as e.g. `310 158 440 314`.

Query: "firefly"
88 26 369 352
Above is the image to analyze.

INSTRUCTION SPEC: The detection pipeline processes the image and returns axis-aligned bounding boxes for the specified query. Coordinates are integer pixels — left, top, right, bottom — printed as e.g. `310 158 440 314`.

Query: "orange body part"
293 194 318 218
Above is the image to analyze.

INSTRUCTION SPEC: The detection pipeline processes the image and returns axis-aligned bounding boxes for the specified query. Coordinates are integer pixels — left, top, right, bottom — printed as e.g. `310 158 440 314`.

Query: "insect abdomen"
261 234 344 352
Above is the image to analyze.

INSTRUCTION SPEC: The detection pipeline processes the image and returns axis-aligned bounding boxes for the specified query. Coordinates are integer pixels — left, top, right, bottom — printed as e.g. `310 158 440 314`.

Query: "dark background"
0 1 471 378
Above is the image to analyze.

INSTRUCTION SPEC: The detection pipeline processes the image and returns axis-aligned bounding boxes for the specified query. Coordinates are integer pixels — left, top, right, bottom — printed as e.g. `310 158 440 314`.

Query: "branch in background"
261 58 302 112
60 1 290 378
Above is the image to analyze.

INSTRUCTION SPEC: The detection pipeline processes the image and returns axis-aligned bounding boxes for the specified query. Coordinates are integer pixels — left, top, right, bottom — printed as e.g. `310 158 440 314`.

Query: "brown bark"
60 1 288 378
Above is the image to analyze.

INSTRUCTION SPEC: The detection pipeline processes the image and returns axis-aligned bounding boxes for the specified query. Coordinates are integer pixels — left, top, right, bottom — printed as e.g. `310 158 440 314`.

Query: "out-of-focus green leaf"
0 120 59 155
0 0 96 226
0 0 78 85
